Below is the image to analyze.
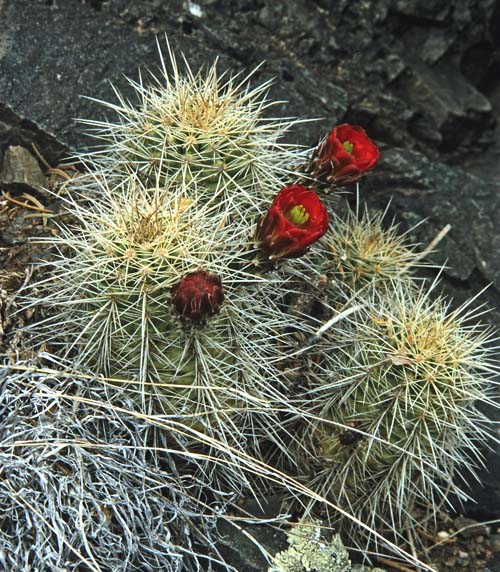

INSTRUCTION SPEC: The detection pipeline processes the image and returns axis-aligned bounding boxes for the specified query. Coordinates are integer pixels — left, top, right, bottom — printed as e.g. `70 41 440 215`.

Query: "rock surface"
1 0 500 568
0 145 47 192
2 0 498 159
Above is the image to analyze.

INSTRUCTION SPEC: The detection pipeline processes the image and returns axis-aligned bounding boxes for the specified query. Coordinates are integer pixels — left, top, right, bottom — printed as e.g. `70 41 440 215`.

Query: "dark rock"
490 534 500 552
420 29 454 64
217 519 286 572
0 145 47 193
0 0 230 155
368 148 500 300
0 205 52 247
453 516 490 538
216 499 287 572
391 0 452 21
0 102 66 167
462 430 500 522
392 57 493 151
0 1 162 154
407 113 443 144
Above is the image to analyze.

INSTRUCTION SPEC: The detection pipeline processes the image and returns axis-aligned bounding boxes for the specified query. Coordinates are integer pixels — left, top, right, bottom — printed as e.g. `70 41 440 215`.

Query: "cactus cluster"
285 219 498 547
8 39 498 571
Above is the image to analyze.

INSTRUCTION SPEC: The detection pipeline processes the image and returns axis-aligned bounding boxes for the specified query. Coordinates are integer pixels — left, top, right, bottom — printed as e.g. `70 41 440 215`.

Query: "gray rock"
369 148 500 296
0 145 47 192
217 518 287 572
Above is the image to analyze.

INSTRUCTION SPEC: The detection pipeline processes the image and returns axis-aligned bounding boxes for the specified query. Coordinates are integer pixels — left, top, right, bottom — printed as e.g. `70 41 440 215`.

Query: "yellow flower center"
287 204 310 226
342 140 354 154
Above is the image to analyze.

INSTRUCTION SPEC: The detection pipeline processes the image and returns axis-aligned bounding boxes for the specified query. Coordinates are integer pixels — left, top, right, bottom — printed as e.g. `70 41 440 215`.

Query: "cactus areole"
171 270 225 323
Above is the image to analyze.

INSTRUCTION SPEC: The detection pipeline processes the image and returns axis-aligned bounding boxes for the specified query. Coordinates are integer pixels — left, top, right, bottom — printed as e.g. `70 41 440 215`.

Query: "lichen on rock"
269 520 386 572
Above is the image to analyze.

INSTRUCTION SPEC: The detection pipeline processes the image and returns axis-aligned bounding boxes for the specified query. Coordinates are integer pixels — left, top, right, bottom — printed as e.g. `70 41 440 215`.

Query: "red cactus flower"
171 271 224 322
310 124 379 187
255 185 329 261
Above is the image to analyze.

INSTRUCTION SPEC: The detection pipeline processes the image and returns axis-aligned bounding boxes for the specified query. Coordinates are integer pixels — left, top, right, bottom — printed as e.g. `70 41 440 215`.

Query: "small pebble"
490 534 500 551
437 530 450 539
453 516 489 538
186 1 203 17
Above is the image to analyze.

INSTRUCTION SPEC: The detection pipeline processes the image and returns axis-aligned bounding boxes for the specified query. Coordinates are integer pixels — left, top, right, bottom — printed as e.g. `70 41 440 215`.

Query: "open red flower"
171 271 224 322
310 124 380 187
255 185 329 261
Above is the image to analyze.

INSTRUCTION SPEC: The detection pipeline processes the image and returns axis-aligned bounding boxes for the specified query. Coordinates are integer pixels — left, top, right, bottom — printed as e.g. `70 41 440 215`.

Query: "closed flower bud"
255 185 329 261
309 124 379 187
171 271 224 322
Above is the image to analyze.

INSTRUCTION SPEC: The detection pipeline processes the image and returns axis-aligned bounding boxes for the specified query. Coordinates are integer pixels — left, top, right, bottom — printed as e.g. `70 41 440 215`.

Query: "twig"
426 518 500 551
294 304 365 356
2 192 52 214
31 143 78 180
417 527 456 544
378 556 418 572
31 143 52 169
404 224 451 270
48 167 76 181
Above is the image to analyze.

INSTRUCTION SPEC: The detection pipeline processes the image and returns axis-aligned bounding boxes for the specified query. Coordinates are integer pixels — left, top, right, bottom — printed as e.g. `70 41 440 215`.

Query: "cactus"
80 40 305 237
310 204 423 294
26 174 312 480
23 44 320 487
292 279 498 546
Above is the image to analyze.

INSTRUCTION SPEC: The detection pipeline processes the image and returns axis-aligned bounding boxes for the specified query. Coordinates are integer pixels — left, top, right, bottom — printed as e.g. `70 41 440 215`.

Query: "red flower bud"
310 124 380 187
255 185 329 261
171 271 224 322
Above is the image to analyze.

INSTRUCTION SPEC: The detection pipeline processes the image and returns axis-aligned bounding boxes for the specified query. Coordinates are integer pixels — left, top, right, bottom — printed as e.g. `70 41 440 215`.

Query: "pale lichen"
269 520 386 572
